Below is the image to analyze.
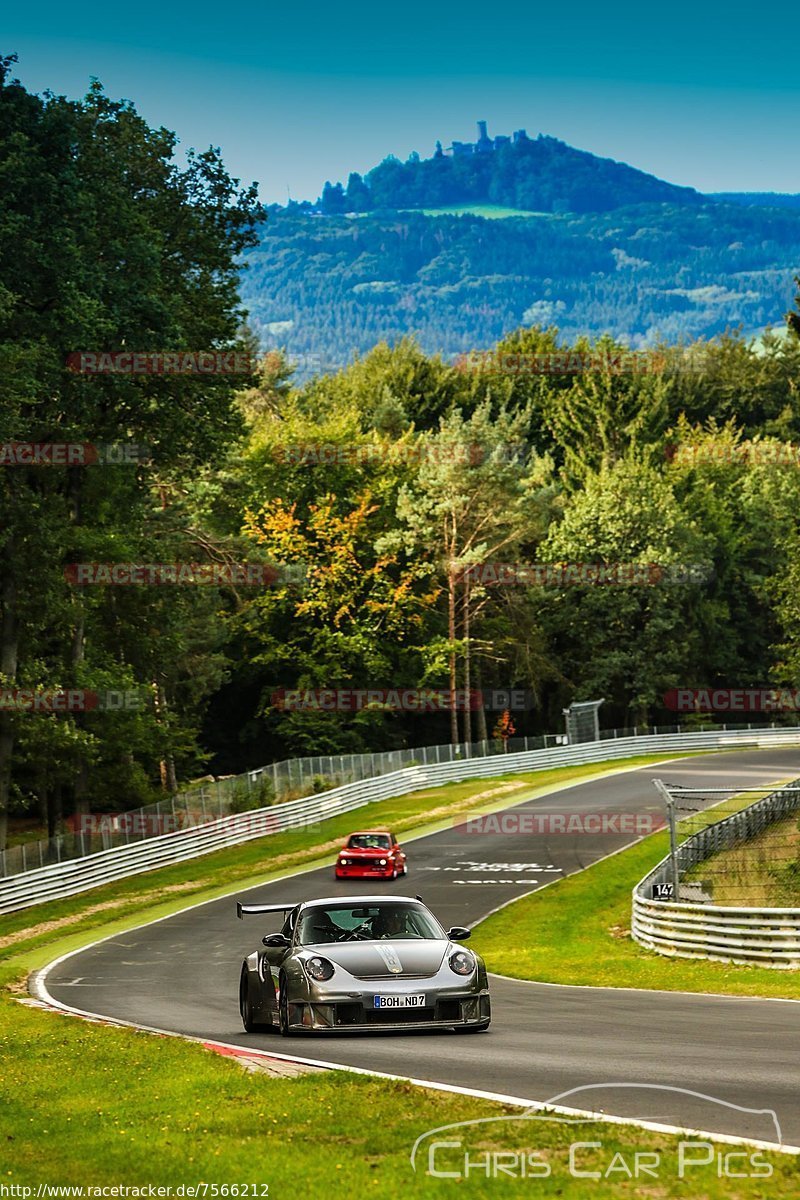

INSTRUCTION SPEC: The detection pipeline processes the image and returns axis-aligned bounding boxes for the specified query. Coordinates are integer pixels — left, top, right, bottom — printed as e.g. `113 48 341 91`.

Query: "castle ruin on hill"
439 120 529 158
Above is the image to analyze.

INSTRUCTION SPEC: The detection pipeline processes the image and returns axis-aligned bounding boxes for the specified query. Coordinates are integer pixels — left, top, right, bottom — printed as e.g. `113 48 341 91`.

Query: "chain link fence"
0 719 789 881
633 777 800 965
0 732 563 879
647 778 800 905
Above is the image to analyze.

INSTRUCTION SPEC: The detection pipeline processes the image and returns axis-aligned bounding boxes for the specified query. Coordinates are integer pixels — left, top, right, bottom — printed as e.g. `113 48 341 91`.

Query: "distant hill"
319 124 704 216
240 127 800 375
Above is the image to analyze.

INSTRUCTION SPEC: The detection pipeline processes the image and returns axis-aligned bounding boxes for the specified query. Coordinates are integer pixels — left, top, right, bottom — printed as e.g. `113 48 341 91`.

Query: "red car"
335 830 408 880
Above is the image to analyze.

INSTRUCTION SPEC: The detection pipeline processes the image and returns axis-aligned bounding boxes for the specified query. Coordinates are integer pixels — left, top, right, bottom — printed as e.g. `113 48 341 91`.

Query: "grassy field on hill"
411 204 550 218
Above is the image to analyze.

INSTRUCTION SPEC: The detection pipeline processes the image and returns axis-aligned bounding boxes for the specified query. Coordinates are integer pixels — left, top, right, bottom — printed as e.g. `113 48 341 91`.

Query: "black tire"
455 1020 491 1033
240 964 266 1033
278 974 294 1037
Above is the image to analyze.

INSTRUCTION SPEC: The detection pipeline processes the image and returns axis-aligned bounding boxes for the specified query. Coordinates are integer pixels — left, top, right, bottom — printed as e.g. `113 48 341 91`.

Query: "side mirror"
262 933 290 948
447 927 471 941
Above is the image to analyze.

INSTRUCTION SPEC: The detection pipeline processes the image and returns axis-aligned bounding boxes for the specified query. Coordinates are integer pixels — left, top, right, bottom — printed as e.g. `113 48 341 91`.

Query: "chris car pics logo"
410 1084 783 1182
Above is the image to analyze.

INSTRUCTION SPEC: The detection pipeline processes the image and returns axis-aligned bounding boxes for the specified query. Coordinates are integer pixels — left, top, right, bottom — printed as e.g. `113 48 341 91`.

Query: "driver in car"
372 907 409 939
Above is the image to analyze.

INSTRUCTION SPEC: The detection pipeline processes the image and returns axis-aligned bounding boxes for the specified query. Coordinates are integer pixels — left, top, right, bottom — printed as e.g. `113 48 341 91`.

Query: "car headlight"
379 858 387 866
304 956 335 982
449 950 475 977
339 856 349 864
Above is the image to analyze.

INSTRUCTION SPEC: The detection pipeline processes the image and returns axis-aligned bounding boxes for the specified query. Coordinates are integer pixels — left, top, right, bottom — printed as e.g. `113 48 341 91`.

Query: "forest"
242 203 800 372
3 57 800 846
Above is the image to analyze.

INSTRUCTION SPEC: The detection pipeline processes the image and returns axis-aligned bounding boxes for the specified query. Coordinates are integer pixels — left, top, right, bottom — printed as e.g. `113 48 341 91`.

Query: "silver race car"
237 895 491 1035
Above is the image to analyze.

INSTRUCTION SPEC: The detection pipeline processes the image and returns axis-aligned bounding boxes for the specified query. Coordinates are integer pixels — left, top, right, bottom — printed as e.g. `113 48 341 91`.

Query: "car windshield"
296 902 444 945
347 834 391 850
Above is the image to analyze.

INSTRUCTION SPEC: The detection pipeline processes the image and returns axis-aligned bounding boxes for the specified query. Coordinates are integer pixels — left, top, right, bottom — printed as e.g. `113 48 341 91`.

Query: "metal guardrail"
1 720 785 881
3 726 800 916
632 778 800 967
0 731 573 881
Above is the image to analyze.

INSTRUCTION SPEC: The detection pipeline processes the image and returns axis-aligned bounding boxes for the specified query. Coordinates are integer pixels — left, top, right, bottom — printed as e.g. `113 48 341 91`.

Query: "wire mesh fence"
0 718 791 881
1 733 567 879
647 779 800 905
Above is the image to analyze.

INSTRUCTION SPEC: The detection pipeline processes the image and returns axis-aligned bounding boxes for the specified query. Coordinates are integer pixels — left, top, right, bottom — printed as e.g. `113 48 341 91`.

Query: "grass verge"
3 992 799 1196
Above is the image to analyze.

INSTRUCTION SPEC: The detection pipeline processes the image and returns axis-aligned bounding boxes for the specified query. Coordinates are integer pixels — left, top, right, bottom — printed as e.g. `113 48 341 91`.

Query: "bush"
227 775 276 813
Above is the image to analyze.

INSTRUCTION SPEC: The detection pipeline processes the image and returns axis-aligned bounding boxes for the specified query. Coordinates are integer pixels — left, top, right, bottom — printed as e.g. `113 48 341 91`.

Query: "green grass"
5 748 799 1196
3 992 799 1195
5 820 49 848
470 803 800 999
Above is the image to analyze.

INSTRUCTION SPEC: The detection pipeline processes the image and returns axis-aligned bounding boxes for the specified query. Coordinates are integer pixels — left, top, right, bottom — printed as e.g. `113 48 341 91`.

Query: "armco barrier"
0 720 785 881
632 777 800 967
3 727 800 915
0 732 573 880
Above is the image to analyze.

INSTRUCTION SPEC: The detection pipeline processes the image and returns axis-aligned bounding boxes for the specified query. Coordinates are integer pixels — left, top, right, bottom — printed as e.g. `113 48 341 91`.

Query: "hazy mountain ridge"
242 133 800 373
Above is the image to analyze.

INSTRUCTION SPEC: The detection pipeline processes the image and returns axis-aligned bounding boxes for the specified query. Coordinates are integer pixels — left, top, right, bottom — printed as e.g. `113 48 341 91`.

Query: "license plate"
373 994 425 1009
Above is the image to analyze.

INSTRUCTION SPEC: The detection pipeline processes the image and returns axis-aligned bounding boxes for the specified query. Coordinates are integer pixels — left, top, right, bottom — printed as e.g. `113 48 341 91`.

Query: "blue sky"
5 0 800 203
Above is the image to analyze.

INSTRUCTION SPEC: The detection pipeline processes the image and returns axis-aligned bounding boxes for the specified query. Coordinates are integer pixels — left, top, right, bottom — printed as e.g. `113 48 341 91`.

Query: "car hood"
341 847 391 856
307 940 449 979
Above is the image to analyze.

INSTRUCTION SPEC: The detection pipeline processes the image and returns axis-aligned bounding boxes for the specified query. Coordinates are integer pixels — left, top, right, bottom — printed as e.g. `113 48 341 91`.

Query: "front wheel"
278 975 294 1037
240 964 266 1033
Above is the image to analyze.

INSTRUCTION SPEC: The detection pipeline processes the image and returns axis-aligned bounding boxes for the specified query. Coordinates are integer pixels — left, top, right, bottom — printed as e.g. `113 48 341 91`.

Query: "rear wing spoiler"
237 901 296 920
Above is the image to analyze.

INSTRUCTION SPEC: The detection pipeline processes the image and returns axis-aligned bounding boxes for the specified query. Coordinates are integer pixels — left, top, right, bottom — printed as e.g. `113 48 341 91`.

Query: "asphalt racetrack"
43 748 800 1147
